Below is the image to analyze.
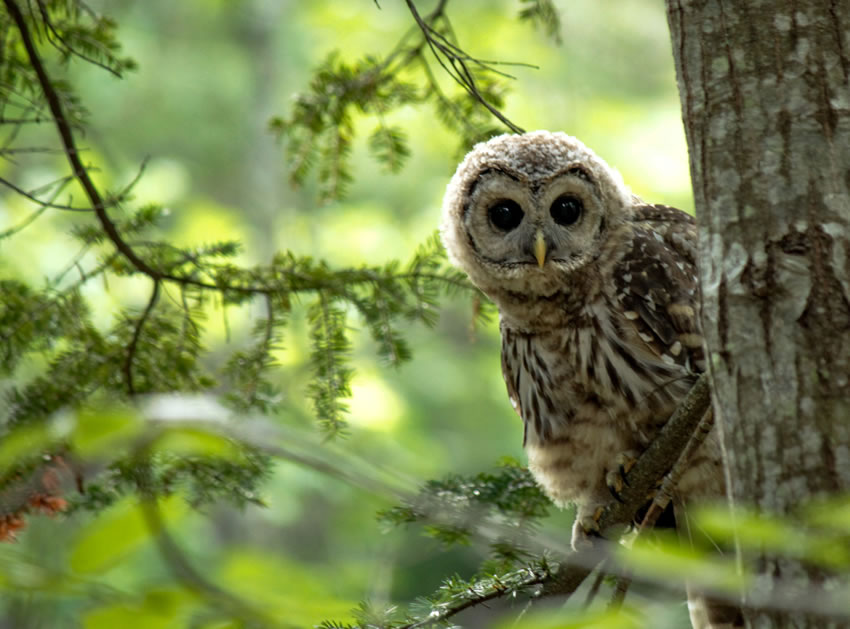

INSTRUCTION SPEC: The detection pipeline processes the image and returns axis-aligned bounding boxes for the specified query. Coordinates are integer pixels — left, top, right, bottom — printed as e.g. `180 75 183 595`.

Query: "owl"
440 131 739 629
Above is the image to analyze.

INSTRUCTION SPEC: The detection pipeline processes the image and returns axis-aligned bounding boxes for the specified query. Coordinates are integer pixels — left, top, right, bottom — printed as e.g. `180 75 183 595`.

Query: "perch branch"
539 373 712 599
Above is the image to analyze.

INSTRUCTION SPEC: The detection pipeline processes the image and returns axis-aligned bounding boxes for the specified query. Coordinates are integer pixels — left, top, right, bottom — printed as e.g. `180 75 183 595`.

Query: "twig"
34 0 126 78
0 204 49 239
638 408 715 534
4 0 163 279
609 573 632 610
403 0 525 134
582 567 607 608
606 402 716 611
0 175 94 211
124 280 161 396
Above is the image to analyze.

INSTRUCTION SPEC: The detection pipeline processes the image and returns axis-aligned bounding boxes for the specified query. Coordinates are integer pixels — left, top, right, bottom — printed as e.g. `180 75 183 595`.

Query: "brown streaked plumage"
441 131 740 629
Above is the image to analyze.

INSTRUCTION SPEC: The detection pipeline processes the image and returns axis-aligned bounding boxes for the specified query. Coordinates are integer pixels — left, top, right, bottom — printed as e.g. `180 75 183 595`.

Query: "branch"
400 567 552 629
403 0 525 134
0 175 94 211
539 373 712 599
35 0 125 78
4 0 162 279
124 280 161 396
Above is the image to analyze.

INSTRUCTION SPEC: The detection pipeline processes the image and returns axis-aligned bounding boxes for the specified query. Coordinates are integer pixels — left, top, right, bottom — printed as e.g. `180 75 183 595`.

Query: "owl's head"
441 131 633 299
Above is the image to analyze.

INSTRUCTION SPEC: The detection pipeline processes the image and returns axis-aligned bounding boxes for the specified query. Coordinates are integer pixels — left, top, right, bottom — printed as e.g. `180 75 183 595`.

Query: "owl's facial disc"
441 131 634 300
463 167 606 279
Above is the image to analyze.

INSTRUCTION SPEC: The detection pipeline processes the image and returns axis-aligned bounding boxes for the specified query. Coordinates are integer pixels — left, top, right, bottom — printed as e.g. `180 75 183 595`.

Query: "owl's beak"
534 230 547 268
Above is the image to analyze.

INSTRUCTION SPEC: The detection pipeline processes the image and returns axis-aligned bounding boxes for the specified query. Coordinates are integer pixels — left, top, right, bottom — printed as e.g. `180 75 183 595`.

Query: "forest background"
0 1 702 627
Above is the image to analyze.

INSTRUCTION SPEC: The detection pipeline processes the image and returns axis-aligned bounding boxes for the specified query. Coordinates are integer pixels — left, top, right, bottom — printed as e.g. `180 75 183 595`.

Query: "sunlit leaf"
617 533 748 592
217 550 356 624
71 405 143 459
495 606 643 629
70 495 188 575
84 587 195 629
697 503 850 568
0 423 54 474
803 494 850 530
152 427 241 459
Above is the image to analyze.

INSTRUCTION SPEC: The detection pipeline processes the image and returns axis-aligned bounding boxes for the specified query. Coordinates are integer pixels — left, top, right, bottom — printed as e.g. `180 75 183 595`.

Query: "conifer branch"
4 0 161 278
124 280 161 396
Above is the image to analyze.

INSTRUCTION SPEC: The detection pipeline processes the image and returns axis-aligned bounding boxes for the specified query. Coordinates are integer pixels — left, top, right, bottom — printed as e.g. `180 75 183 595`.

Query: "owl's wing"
616 204 704 373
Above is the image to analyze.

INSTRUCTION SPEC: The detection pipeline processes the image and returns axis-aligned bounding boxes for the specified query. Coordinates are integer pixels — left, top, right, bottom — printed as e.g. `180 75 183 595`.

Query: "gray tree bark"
666 1 850 627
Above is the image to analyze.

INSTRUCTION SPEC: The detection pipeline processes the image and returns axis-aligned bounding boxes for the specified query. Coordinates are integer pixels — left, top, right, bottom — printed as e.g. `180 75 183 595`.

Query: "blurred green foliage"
0 0 747 628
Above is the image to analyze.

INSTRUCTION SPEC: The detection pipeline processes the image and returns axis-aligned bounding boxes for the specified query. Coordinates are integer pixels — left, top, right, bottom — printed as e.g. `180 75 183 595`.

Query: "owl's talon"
571 505 605 550
606 450 640 502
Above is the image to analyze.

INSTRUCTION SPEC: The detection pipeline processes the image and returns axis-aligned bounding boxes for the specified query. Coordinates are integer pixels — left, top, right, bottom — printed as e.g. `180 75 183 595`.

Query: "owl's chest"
500 306 689 448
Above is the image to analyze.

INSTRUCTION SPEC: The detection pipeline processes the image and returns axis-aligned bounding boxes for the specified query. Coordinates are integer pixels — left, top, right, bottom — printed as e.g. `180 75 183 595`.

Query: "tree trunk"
665 1 850 626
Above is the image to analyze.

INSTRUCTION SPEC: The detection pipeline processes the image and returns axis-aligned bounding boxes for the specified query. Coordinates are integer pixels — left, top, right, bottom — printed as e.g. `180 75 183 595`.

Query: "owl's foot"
571 505 605 550
605 450 640 502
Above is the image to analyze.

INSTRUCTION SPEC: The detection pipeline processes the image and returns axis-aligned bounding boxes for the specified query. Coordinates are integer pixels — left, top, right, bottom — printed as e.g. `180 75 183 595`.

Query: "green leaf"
698 503 850 568
70 495 188 575
495 607 643 629
84 588 195 629
152 427 241 459
0 423 54 474
217 551 356 624
71 405 143 459
617 532 748 593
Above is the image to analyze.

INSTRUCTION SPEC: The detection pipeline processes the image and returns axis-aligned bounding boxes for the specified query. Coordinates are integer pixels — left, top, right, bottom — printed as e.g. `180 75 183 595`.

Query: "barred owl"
440 131 739 629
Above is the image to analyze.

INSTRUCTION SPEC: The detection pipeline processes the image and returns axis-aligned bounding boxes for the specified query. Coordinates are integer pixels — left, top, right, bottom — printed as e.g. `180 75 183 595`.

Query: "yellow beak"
534 230 546 268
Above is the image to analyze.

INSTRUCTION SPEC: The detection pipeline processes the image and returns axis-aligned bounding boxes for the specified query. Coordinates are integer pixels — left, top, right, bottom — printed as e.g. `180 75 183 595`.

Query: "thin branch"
0 116 48 124
608 573 631 610
124 280 161 396
0 204 49 238
0 175 93 211
583 567 607 608
403 0 525 134
638 408 715 535
0 173 77 237
4 0 161 277
35 0 125 77
606 400 716 611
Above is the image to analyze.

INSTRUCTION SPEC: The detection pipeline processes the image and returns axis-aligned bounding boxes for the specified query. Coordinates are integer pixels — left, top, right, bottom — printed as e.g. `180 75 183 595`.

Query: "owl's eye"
488 200 524 232
550 195 583 226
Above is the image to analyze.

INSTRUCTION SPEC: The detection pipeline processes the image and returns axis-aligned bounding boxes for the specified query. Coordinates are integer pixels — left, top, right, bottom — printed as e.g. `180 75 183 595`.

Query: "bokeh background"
0 1 692 626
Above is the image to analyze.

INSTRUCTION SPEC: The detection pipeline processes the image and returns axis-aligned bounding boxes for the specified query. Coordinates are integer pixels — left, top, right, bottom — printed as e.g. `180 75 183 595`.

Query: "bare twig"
638 408 715 534
605 403 716 610
403 0 525 134
609 573 632 610
0 175 93 211
124 280 161 396
582 567 607 608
